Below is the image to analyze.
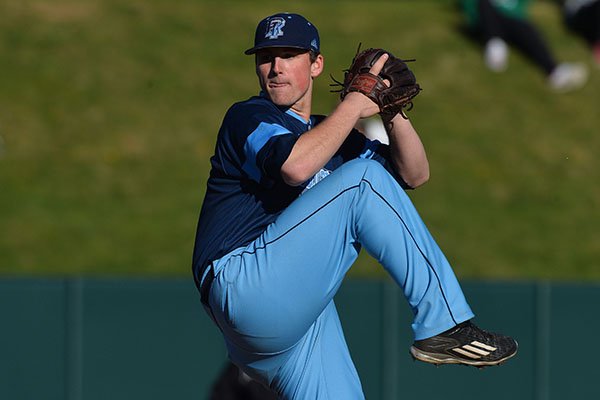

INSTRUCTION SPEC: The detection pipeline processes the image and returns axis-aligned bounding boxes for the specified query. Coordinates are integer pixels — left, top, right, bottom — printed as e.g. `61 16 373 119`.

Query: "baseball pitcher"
193 12 517 399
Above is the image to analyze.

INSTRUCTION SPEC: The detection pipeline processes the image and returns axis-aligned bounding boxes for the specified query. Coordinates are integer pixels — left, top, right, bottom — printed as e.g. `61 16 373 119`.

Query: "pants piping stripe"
227 178 457 325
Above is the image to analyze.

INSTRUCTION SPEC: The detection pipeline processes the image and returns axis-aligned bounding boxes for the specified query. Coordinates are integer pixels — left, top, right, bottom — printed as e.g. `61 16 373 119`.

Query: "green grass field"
1 0 598 280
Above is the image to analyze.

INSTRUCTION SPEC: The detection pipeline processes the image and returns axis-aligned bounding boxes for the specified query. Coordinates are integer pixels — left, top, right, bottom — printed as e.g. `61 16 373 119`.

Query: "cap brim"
244 44 312 55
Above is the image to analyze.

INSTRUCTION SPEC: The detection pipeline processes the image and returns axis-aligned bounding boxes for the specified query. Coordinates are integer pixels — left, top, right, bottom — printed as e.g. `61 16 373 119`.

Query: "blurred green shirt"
461 0 532 26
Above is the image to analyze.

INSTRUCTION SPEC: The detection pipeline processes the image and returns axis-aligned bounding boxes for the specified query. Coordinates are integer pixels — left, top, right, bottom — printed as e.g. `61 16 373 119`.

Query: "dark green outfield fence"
1 278 598 400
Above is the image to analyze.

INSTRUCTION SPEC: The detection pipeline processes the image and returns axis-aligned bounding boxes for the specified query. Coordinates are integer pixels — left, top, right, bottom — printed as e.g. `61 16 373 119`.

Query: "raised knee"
343 158 388 181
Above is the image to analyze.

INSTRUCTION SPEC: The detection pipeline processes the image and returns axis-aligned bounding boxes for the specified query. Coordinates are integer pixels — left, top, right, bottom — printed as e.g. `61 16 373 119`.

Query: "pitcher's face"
256 48 323 110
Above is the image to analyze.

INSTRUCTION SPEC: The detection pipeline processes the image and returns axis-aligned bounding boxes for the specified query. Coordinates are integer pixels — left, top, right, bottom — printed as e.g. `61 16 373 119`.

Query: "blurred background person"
560 0 600 66
460 0 588 91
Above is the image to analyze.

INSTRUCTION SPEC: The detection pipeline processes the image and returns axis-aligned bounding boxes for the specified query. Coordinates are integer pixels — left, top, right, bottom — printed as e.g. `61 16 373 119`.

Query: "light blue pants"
203 159 474 399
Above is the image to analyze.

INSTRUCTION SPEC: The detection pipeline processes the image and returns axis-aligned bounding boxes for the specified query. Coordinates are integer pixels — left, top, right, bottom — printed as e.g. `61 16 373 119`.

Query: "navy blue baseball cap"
245 13 320 55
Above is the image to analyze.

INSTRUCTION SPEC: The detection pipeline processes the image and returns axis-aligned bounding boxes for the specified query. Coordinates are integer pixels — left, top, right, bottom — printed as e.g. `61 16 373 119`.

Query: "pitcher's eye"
257 54 273 65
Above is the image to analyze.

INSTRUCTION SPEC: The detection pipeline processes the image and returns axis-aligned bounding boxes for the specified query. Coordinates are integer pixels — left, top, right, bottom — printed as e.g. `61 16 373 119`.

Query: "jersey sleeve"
241 121 295 186
237 107 298 188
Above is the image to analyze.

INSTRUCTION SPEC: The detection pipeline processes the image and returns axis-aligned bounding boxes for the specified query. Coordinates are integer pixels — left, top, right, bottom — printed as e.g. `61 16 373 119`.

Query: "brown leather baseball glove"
333 47 421 121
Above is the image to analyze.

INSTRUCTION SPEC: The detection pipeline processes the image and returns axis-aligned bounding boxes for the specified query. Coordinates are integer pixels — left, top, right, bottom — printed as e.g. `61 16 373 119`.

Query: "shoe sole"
409 345 517 367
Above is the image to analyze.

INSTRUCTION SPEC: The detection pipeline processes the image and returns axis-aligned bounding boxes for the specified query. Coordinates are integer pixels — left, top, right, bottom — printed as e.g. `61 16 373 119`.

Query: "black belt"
200 266 215 307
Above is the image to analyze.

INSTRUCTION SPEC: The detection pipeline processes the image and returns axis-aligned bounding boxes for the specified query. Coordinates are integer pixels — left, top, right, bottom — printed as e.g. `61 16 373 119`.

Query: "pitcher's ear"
311 53 324 77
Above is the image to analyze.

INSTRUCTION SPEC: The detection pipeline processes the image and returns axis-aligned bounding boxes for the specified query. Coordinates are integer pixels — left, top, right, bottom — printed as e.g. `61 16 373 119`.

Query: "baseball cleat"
410 320 518 367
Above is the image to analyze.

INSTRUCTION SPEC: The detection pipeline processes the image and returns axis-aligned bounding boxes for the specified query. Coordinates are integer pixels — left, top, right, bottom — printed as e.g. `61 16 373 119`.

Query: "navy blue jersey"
192 94 405 285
